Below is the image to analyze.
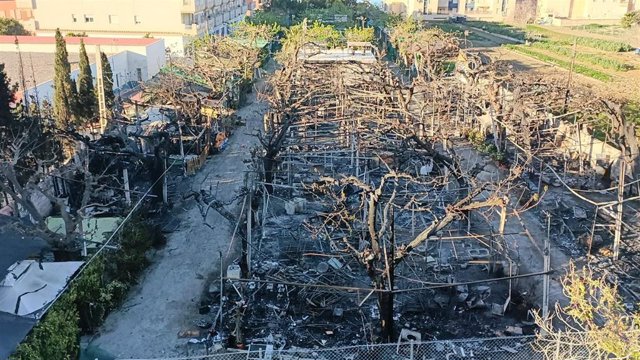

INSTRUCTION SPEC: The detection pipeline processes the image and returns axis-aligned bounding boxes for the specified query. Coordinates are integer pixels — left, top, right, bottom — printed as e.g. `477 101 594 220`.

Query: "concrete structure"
10 0 247 55
1 35 166 107
245 0 264 15
383 0 451 17
537 0 634 25
382 0 634 23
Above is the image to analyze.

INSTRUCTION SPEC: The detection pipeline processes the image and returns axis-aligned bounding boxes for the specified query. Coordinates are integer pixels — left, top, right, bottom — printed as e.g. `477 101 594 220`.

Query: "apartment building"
15 0 246 56
383 0 452 17
537 0 633 25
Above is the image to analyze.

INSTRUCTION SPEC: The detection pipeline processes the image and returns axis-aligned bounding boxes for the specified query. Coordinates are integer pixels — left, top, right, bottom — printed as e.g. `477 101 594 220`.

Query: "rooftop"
0 35 161 47
1 51 83 87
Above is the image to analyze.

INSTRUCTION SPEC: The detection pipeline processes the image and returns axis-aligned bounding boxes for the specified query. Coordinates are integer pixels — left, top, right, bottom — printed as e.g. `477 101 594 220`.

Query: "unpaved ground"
456 145 570 310
85 87 268 359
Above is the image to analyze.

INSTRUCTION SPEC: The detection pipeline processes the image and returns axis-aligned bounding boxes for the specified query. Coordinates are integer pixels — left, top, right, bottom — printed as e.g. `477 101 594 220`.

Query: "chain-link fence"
121 333 603 360
148 335 565 360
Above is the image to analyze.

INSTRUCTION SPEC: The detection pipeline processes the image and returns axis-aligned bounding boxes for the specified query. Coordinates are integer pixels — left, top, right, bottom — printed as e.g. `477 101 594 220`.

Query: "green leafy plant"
0 18 30 35
504 44 613 81
529 41 633 71
466 20 526 40
11 216 166 358
621 11 640 28
526 25 633 52
344 26 374 43
11 291 80 360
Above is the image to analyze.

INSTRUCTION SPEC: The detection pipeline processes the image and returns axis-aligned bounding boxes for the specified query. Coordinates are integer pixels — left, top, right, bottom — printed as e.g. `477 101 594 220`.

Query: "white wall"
25 50 162 107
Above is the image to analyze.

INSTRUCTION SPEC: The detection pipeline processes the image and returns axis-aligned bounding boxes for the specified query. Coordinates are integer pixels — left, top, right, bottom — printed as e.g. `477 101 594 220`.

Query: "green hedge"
529 41 633 71
467 21 526 41
526 25 634 52
10 217 165 359
504 44 613 81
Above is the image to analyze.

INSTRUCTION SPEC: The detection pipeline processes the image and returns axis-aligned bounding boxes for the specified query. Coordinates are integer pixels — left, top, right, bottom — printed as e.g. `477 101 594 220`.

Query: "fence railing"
126 334 599 360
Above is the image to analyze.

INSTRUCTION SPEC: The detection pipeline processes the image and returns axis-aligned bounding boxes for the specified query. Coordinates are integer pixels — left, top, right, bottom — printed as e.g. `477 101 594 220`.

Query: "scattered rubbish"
399 328 422 342
227 265 241 279
333 307 344 317
317 262 330 273
500 345 518 354
505 326 523 335
327 258 343 269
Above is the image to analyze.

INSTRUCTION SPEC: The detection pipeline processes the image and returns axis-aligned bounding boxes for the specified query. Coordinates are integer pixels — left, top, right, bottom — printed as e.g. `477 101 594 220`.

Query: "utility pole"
95 45 108 133
14 37 29 115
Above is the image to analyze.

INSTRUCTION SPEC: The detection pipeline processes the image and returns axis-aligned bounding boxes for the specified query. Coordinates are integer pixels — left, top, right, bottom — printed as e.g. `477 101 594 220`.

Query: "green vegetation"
571 23 626 36
246 9 290 27
246 0 394 30
53 29 76 127
76 39 96 122
0 18 29 35
466 129 506 162
504 44 613 82
344 26 374 43
526 25 633 52
467 20 526 41
11 217 165 359
99 52 115 110
621 10 640 28
529 41 633 71
11 292 80 360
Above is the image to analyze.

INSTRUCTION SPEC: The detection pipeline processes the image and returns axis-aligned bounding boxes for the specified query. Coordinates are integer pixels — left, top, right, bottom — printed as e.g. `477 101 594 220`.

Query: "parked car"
449 15 467 23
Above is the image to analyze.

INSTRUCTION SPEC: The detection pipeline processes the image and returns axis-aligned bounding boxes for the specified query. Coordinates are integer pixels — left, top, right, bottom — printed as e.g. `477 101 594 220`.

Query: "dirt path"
84 85 268 359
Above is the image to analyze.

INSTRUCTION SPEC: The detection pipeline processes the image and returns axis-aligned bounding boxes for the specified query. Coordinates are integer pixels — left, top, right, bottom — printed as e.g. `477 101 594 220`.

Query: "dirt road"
85 86 268 359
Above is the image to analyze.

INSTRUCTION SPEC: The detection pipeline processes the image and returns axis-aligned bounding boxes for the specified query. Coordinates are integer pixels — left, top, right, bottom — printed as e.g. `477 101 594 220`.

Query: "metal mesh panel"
171 334 602 360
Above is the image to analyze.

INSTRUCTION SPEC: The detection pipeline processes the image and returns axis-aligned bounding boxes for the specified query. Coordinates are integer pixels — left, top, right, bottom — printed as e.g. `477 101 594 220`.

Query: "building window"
136 68 142 82
72 14 77 22
183 0 190 4
134 15 141 24
84 15 94 23
109 15 119 24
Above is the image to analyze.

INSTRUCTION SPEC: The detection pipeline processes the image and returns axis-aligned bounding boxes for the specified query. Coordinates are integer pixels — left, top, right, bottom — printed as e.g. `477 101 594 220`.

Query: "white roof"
0 260 83 318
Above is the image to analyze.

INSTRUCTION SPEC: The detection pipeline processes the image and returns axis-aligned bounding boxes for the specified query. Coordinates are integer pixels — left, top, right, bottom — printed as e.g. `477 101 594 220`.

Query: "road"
84 84 268 359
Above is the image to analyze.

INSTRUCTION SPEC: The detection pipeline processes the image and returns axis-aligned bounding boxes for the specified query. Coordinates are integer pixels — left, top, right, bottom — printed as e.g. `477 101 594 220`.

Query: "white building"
20 0 247 55
1 35 166 107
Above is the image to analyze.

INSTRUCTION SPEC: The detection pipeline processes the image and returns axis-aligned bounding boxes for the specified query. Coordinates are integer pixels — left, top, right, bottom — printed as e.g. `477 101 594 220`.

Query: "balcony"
182 0 196 12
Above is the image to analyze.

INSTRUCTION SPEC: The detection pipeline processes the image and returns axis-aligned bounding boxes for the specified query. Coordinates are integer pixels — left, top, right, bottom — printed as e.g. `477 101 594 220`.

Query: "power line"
39 130 202 314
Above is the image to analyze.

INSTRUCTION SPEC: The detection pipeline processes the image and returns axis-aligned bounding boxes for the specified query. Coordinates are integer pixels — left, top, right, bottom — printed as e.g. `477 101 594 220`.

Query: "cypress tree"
0 63 14 129
76 39 96 122
53 29 75 128
100 52 115 110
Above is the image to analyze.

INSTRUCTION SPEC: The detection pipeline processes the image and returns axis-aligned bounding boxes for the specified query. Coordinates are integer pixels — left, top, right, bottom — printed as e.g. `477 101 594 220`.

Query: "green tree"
0 18 29 35
99 52 115 110
533 262 640 359
53 29 75 128
76 39 96 122
621 11 640 28
0 63 16 129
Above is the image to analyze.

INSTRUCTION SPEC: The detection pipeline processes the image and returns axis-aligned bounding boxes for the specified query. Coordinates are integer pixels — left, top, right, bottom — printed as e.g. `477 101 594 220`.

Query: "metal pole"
95 46 108 133
542 212 551 321
613 155 625 261
123 168 131 206
219 251 224 328
246 186 252 276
